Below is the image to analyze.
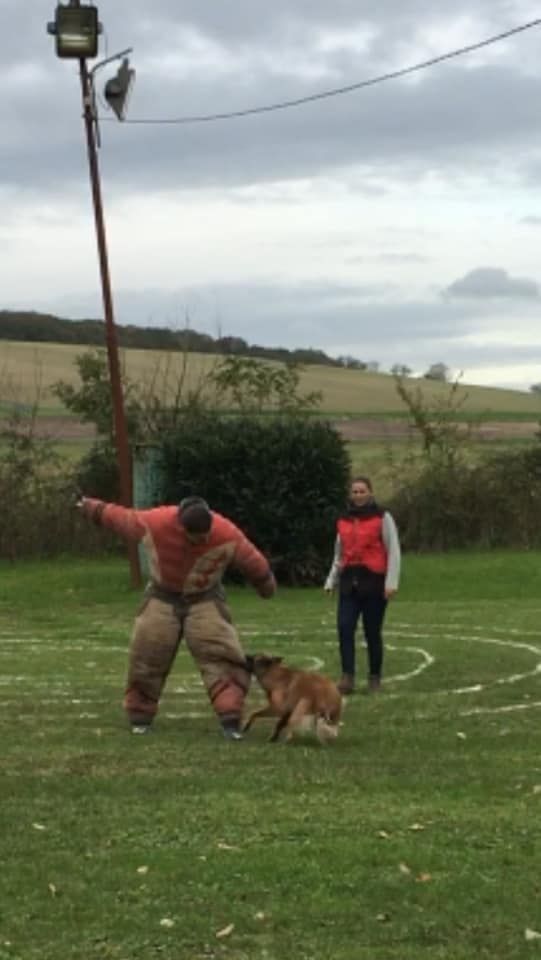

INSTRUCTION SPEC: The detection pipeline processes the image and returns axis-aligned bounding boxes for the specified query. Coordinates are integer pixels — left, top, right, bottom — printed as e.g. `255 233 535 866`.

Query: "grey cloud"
520 216 541 225
35 281 477 350
347 253 430 265
443 267 540 300
3 1 541 193
13 279 538 383
8 62 540 197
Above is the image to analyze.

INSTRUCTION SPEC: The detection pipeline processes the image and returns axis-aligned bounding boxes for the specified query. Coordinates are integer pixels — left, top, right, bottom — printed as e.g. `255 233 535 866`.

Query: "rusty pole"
78 57 142 588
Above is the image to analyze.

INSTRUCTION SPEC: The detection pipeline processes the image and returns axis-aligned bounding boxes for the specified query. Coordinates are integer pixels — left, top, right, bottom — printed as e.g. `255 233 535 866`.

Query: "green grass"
1 553 540 959
1 338 541 417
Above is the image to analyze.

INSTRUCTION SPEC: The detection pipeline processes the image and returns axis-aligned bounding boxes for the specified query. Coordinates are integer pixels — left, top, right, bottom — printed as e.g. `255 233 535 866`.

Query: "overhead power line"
101 17 541 126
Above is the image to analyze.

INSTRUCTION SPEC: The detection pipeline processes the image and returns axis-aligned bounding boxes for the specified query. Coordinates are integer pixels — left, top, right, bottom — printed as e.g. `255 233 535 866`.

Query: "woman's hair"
350 475 373 492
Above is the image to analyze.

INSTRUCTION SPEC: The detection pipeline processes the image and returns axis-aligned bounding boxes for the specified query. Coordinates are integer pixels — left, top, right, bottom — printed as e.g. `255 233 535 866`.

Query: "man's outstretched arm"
77 497 147 542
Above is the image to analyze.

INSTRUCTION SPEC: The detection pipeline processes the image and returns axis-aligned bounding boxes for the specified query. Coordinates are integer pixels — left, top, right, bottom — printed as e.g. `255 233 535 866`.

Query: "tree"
424 362 449 382
336 355 367 370
393 371 472 464
52 349 143 442
391 363 412 377
210 356 322 414
530 383 541 394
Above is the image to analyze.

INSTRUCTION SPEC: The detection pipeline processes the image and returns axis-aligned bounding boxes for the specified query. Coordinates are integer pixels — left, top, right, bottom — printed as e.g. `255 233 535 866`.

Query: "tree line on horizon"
0 309 373 370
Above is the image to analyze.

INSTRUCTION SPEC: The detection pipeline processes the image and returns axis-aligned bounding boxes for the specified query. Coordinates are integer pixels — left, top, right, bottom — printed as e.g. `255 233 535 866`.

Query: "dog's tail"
315 715 340 743
315 691 342 744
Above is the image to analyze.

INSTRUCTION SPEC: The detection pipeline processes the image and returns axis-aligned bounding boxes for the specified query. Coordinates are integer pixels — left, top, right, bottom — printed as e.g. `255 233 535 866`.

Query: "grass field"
1 339 541 417
1 553 540 959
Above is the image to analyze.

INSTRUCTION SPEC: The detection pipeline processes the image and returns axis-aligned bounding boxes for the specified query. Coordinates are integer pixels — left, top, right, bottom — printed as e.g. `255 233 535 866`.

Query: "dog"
242 653 342 744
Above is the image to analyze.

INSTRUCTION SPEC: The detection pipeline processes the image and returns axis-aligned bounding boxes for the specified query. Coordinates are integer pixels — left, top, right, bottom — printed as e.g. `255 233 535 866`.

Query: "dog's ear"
244 654 255 673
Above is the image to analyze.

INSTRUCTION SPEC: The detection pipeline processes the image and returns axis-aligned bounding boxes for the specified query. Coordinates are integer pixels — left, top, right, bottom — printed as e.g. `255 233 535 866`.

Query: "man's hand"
385 587 398 600
323 585 335 595
256 572 277 598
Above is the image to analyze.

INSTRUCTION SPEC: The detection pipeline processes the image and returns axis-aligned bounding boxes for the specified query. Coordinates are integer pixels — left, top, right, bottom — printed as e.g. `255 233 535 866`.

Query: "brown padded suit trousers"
123 591 250 727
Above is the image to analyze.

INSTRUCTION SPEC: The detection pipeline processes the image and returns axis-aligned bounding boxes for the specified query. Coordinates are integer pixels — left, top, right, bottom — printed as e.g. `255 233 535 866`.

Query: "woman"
324 476 401 695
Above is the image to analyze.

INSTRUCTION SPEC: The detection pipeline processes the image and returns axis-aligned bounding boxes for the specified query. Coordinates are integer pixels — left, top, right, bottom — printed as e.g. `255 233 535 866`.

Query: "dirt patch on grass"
333 418 539 441
0 417 97 440
3 415 538 444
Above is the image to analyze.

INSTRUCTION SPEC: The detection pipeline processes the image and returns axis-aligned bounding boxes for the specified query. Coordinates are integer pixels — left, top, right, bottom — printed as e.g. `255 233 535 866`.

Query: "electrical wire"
100 16 541 126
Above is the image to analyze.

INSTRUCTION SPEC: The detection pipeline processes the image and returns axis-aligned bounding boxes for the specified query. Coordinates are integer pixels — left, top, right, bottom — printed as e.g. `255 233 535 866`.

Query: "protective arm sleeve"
80 498 147 542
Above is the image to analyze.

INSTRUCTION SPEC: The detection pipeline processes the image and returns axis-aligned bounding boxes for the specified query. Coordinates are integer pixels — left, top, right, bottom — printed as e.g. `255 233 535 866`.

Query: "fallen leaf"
408 823 425 832
533 785 541 795
159 918 175 929
525 929 541 941
456 732 467 740
216 923 235 939
137 866 149 875
217 842 238 851
254 912 266 921
377 830 390 839
48 883 57 897
399 862 412 876
376 913 390 923
416 872 433 883
32 823 46 831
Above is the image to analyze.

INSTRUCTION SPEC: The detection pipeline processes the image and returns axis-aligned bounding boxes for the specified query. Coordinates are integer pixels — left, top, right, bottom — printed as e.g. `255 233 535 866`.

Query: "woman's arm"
382 512 401 593
324 535 342 591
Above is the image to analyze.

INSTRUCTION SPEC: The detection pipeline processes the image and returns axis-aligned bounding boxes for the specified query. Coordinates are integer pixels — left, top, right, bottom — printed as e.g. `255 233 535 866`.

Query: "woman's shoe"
368 674 382 693
337 674 355 695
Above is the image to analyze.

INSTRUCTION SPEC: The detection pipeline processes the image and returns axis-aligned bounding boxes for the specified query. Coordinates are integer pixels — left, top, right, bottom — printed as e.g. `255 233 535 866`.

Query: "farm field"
1 552 540 960
1 338 540 418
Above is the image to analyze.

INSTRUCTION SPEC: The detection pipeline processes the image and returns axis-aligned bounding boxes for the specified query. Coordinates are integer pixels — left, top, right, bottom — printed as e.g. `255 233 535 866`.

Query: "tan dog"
242 654 342 744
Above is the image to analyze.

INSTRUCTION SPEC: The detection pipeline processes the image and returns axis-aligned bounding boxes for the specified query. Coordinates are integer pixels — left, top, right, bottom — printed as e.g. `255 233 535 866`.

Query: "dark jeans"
337 591 388 678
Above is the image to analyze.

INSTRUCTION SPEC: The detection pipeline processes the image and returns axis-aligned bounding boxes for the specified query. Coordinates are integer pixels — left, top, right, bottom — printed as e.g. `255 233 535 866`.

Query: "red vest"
337 514 387 574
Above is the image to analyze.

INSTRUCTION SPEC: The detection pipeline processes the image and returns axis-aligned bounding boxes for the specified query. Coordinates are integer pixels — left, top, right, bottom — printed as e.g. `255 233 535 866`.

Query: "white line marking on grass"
3 619 539 723
386 628 541 696
393 622 541 639
384 645 435 684
460 701 541 717
164 712 206 720
303 656 325 671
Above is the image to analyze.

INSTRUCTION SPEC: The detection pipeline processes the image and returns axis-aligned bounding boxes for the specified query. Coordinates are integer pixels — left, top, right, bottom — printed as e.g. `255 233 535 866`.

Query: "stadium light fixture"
47 2 102 59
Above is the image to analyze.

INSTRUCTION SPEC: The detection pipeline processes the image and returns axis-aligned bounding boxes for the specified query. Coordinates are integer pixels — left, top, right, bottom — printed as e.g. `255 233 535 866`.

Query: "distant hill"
1 338 540 420
0 309 354 369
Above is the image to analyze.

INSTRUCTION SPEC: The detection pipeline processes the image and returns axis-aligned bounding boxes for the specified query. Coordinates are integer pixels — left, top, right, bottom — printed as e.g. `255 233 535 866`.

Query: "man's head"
178 496 212 544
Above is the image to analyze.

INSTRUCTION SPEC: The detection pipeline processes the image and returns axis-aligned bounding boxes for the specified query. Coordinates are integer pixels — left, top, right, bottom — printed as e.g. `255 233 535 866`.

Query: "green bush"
76 440 120 502
0 412 113 560
390 445 541 551
156 413 350 584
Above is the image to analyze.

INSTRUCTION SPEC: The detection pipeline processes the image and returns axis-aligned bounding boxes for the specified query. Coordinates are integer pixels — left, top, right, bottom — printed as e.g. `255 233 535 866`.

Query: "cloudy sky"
2 0 541 389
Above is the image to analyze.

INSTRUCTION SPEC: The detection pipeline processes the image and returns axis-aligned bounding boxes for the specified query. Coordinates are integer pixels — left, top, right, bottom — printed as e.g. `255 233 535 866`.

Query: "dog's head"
244 653 283 680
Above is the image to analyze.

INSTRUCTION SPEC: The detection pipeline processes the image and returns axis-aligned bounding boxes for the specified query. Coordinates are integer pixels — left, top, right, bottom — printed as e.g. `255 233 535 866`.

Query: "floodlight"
47 4 100 59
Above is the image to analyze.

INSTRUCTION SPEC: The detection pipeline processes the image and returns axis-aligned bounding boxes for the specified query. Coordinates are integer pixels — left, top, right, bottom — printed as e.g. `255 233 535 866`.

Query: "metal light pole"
47 2 141 588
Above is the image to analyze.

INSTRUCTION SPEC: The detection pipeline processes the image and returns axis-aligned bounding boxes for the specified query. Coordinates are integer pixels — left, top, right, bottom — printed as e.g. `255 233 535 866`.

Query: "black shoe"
221 719 244 741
